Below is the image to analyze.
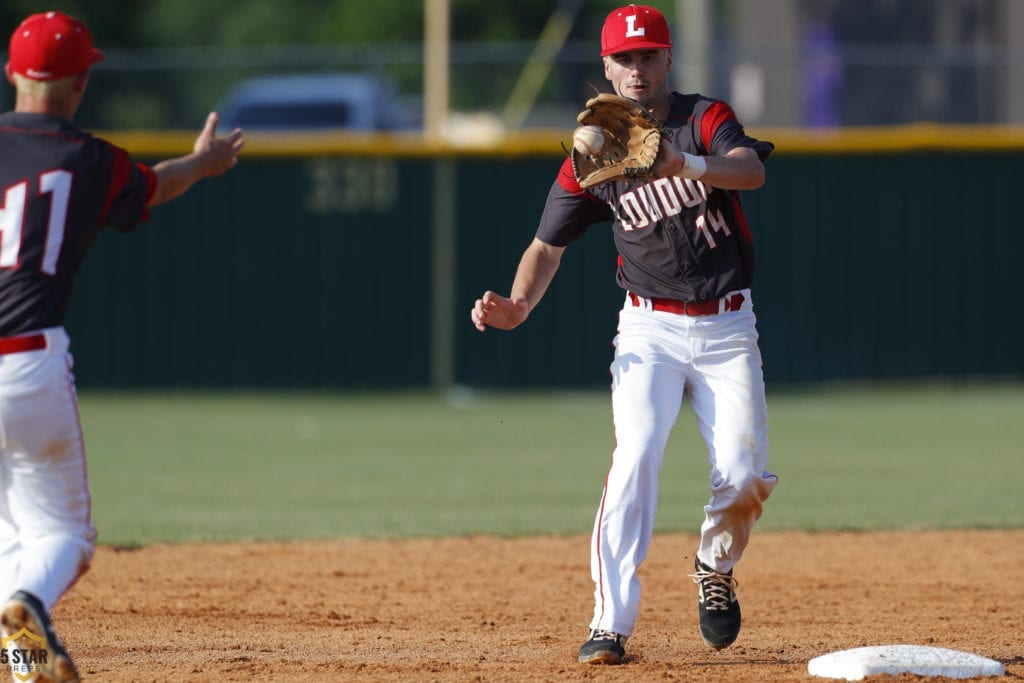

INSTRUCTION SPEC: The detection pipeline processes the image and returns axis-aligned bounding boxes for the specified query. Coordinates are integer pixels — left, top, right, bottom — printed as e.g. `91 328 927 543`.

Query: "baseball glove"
570 93 662 189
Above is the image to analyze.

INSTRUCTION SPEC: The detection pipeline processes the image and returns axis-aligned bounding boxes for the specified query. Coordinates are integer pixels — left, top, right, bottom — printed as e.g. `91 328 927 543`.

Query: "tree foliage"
3 1 636 50
1 1 644 129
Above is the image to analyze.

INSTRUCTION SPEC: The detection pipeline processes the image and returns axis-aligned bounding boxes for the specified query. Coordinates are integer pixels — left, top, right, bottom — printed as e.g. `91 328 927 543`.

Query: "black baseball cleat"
578 628 627 664
1 590 80 683
690 558 741 650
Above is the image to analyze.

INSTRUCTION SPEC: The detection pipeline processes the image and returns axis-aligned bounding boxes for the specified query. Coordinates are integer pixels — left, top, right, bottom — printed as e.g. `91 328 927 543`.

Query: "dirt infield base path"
49 530 1022 681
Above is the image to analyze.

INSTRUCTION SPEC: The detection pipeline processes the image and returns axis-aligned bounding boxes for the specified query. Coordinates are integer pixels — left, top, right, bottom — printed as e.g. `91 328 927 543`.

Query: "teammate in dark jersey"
472 5 778 665
0 12 243 681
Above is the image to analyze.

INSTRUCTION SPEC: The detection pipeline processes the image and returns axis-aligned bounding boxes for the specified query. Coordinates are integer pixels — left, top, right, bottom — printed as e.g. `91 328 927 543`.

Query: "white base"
808 645 1005 680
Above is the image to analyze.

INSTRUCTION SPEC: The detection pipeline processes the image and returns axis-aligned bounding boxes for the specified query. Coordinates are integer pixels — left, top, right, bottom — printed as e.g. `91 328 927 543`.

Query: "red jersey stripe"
699 101 738 153
101 146 134 223
729 190 754 243
557 156 583 194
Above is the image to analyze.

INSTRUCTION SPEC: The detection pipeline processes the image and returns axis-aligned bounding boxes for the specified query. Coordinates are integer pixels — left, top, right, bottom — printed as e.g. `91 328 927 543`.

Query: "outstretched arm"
471 237 566 331
148 112 245 207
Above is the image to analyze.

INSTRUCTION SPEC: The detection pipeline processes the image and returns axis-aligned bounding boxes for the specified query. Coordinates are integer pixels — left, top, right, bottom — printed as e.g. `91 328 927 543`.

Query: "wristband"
680 153 707 180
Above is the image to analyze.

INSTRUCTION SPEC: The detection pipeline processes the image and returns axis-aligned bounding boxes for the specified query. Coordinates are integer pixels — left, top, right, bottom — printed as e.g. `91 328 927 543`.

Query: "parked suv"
216 73 417 131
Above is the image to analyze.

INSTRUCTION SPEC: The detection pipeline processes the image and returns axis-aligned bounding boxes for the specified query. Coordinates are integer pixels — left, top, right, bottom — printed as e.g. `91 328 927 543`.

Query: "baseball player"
471 4 778 665
0 11 243 681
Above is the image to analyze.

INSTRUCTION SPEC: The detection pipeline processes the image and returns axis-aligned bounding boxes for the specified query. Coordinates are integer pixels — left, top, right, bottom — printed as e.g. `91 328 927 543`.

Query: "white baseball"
573 125 604 156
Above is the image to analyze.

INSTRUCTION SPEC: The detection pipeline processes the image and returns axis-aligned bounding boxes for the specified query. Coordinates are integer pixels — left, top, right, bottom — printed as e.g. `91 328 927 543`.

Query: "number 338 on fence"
303 158 398 215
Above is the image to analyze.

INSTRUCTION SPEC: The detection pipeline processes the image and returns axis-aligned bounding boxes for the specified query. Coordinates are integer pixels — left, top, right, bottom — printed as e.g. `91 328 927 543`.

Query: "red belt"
0 333 47 355
628 291 745 316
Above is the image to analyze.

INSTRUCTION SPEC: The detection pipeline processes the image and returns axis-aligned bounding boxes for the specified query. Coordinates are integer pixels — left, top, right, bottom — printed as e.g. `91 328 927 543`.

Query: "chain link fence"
4 38 1024 132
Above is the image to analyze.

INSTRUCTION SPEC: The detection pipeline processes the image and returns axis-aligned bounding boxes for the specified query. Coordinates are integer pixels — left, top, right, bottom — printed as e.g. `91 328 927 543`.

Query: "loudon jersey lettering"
613 178 682 222
610 178 733 249
613 177 732 249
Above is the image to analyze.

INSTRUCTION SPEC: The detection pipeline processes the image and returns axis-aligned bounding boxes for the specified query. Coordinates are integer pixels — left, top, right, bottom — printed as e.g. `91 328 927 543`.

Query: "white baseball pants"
589 291 778 637
0 327 96 611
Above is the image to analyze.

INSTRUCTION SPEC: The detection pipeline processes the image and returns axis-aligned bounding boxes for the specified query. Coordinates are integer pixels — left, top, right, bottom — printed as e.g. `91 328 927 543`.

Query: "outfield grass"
78 382 1024 546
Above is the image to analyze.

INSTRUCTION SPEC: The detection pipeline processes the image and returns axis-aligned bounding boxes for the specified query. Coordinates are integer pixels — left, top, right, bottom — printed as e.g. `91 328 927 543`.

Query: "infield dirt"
50 529 1022 681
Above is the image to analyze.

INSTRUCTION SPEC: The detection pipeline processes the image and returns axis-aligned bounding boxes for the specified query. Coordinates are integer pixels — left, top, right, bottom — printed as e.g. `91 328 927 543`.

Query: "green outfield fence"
63 126 1024 389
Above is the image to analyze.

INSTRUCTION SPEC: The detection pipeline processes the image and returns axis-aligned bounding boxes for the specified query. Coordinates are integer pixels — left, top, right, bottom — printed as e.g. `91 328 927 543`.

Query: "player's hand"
653 140 685 178
471 291 529 331
193 112 245 177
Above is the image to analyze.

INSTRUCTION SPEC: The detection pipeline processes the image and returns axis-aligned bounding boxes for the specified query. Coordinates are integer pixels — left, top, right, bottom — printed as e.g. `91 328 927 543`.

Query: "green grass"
77 382 1024 546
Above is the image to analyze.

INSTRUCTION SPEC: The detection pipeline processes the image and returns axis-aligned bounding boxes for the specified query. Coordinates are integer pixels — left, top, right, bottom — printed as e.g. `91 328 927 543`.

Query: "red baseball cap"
7 11 104 81
601 5 672 56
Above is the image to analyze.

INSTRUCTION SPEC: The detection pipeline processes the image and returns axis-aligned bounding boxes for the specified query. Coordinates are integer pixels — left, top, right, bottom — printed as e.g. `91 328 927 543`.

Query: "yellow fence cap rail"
102 123 1024 158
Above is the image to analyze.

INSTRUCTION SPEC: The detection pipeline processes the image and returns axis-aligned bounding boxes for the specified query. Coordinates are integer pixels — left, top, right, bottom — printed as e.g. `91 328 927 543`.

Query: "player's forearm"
700 151 765 189
670 147 764 190
509 238 565 314
147 155 209 207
